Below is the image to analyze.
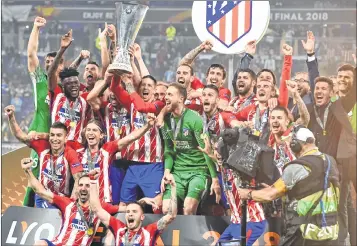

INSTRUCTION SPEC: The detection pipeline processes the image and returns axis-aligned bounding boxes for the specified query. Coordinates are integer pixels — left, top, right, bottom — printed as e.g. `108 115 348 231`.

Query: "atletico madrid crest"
206 1 252 48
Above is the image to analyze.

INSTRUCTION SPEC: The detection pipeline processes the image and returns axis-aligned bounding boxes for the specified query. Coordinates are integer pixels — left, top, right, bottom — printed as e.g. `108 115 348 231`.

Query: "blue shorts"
40 239 55 246
219 220 266 246
218 172 230 209
109 160 127 205
120 162 164 203
35 194 57 209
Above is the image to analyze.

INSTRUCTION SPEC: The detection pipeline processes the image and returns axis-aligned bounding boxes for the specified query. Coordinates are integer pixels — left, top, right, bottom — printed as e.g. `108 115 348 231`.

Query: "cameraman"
237 127 340 246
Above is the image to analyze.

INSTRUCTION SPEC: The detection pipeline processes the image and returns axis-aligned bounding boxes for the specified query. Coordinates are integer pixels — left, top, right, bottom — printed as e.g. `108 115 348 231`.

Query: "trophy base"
107 63 133 75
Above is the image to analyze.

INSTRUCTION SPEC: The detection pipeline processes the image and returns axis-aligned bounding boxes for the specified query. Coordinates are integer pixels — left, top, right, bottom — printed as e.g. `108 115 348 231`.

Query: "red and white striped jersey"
68 141 119 203
224 169 265 224
51 195 118 246
30 140 83 197
185 98 203 115
109 217 162 246
50 86 89 142
202 111 237 139
127 104 163 163
104 103 131 159
229 94 256 113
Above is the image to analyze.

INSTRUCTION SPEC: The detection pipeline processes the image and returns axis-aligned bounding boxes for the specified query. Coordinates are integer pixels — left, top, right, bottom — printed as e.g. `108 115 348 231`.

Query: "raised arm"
302 31 319 97
107 24 117 63
179 40 213 66
98 23 110 77
278 44 293 108
5 105 31 144
48 29 73 92
27 16 46 73
128 44 142 88
87 72 113 111
69 50 90 70
231 40 256 87
89 170 111 227
288 81 310 126
21 158 54 203
157 173 177 229
117 114 156 151
132 44 150 77
110 76 132 111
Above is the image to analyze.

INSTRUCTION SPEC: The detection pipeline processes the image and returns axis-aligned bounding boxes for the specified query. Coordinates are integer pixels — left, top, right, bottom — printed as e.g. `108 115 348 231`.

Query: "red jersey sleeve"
109 216 126 235
64 146 83 174
101 202 119 215
80 92 89 100
278 55 291 108
29 139 50 154
110 77 132 111
145 222 163 235
103 141 119 156
52 194 72 212
191 77 204 90
234 104 254 121
79 83 87 92
130 92 165 115
219 88 232 102
221 111 238 127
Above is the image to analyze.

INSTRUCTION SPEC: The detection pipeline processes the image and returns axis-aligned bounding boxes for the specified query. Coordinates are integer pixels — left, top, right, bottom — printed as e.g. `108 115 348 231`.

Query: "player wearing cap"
89 170 177 246
20 158 124 246
238 127 340 246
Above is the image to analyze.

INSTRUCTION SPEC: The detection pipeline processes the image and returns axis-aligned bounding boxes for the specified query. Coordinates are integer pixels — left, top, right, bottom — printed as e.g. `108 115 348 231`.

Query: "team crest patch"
183 128 190 136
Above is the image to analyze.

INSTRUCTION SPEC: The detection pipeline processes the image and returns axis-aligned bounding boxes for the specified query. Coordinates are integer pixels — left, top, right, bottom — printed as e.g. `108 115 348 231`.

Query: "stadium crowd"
2 3 357 245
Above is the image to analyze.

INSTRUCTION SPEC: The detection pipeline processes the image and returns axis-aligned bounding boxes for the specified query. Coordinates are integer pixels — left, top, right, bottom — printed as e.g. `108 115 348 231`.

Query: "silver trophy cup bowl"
108 2 149 74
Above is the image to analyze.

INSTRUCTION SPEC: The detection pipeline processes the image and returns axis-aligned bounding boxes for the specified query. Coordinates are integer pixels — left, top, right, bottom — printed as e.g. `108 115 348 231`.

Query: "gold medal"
70 121 76 127
87 227 94 236
323 130 327 136
173 140 176 148
117 128 122 135
253 129 261 137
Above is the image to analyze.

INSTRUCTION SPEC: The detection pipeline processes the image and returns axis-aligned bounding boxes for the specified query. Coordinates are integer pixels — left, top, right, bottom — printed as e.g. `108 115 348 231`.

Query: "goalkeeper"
160 83 221 215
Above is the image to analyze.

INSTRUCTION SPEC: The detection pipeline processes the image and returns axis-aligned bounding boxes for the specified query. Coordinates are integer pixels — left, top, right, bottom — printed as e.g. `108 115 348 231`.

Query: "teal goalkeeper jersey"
160 108 217 178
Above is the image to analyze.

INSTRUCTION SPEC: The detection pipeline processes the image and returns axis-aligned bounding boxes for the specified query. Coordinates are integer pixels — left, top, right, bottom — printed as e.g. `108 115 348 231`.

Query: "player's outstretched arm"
117 113 156 151
27 16 46 73
157 174 177 231
21 158 54 203
88 170 111 227
179 40 213 66
69 50 90 70
5 105 31 144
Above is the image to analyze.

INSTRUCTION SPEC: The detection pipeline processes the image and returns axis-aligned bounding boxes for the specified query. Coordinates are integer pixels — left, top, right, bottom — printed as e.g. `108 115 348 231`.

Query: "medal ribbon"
236 93 255 112
202 111 218 135
170 108 186 145
254 107 269 132
86 149 99 171
65 98 80 122
49 151 64 186
124 230 139 246
76 203 94 231
313 103 331 134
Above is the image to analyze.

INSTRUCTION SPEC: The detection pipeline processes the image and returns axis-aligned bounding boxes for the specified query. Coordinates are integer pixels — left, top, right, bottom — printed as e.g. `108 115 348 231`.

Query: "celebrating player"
89 169 177 246
160 83 221 215
5 105 83 208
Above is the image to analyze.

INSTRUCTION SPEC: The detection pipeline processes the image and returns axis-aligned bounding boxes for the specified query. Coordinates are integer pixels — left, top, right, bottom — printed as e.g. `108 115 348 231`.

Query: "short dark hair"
59 67 80 82
203 84 219 94
126 202 145 213
338 64 355 77
169 82 187 101
206 64 227 79
142 75 157 85
271 105 290 118
179 64 194 76
86 61 99 68
46 51 64 64
78 174 90 183
257 69 276 85
314 76 334 90
50 121 68 133
238 68 257 81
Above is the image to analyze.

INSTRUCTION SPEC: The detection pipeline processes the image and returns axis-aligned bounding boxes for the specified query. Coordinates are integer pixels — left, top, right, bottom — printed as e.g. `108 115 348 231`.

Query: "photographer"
237 127 340 246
